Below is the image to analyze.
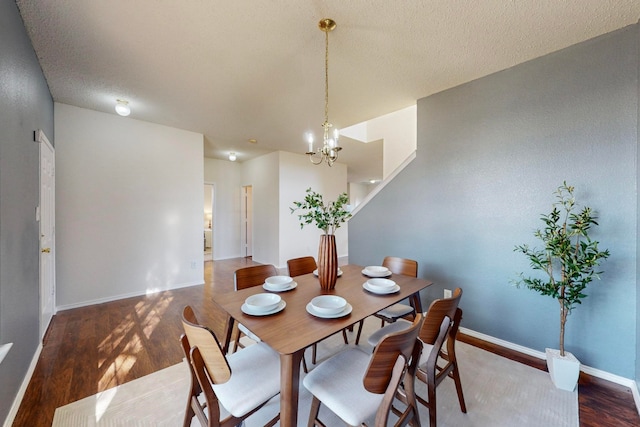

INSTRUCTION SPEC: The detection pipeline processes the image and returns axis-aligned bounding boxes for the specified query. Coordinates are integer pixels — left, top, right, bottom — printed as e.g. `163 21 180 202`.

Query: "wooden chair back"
287 256 317 277
189 345 224 427
382 256 418 277
234 264 278 290
181 306 231 384
364 313 423 394
183 304 198 324
181 306 202 396
419 287 462 345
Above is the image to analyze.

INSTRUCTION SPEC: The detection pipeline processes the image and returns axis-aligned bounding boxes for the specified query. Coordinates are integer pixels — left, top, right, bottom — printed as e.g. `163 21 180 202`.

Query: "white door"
241 186 253 257
38 130 55 340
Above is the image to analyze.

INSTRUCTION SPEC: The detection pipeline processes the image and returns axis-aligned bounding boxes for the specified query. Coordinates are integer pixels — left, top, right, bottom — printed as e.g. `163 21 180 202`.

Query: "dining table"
212 263 433 427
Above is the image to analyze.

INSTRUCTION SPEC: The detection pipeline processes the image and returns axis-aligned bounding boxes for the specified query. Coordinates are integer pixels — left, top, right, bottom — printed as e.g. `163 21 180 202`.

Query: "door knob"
41 248 51 253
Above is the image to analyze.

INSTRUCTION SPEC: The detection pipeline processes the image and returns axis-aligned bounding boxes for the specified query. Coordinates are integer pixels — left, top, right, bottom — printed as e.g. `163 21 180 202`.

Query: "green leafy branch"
290 188 351 235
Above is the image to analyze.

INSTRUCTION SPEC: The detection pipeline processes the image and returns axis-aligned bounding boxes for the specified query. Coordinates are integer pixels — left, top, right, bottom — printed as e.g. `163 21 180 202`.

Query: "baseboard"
631 381 640 417
3 342 42 427
460 326 639 398
55 280 205 311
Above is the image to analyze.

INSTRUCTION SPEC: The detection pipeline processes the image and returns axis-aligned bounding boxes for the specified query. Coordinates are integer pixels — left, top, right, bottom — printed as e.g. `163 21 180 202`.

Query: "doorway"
38 129 55 340
241 185 253 257
204 184 214 261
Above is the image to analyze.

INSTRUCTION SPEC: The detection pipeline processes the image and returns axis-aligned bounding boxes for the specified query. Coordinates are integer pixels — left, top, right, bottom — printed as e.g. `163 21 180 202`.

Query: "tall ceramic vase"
317 234 338 292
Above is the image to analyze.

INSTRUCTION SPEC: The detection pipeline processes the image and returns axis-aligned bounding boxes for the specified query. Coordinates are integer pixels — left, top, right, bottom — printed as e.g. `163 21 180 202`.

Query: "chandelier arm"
308 151 325 165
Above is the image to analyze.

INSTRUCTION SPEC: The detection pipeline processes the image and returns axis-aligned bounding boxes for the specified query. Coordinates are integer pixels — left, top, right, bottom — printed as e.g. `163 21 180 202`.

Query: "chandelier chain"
324 27 329 125
306 18 341 166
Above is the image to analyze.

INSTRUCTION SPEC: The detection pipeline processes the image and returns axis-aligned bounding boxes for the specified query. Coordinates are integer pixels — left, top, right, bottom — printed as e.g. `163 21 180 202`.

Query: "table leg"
410 291 423 313
280 350 303 427
222 316 235 354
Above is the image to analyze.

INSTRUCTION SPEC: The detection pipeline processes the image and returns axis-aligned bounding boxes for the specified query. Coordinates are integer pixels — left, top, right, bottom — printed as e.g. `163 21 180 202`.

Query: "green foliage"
513 182 610 355
290 188 351 235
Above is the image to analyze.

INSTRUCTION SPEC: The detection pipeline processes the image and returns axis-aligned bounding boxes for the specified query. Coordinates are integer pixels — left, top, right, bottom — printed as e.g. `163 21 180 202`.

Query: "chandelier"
306 18 341 166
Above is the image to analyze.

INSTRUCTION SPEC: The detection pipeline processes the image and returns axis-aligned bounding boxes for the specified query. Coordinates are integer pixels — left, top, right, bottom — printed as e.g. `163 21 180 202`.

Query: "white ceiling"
16 1 640 183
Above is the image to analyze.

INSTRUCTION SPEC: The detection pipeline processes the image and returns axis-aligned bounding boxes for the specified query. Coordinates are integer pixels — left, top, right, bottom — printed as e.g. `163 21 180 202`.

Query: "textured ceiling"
16 1 640 183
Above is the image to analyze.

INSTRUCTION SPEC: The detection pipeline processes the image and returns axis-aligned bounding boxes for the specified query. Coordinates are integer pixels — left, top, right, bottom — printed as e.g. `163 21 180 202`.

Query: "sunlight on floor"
96 294 174 390
136 294 173 339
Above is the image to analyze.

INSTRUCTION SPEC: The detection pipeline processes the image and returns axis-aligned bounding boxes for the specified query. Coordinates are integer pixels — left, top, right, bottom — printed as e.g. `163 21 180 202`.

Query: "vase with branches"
291 188 351 290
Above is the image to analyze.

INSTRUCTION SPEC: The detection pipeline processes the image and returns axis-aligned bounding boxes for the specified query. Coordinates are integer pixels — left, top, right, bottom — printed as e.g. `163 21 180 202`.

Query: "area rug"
52 319 578 426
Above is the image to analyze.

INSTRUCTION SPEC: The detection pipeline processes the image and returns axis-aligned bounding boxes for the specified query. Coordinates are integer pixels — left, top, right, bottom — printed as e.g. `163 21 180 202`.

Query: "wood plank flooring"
12 258 640 426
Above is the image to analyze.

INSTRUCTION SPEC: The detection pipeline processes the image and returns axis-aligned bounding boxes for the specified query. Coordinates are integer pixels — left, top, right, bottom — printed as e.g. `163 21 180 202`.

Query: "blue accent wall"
0 0 54 422
349 24 639 378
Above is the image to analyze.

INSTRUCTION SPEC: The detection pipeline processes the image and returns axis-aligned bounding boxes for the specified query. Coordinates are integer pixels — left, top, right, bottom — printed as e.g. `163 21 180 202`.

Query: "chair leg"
428 379 437 427
307 396 322 427
302 353 309 374
355 320 364 345
231 325 242 353
312 343 318 365
415 370 438 427
182 399 195 427
341 329 349 344
451 362 467 413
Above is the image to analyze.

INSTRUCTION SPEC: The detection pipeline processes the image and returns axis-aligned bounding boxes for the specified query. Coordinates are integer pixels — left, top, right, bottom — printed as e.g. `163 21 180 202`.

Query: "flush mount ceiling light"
305 18 341 166
115 99 130 116
228 152 237 161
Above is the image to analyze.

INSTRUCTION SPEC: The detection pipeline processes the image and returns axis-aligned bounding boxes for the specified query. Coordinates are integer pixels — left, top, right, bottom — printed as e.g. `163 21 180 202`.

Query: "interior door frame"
241 185 253 257
204 182 215 258
37 129 56 340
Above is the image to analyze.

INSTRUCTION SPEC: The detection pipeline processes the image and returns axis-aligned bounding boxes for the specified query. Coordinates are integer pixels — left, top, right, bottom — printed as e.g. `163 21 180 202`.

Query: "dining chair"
231 264 278 353
303 313 437 427
286 255 317 278
355 256 419 345
179 305 280 427
286 256 349 367
367 288 466 427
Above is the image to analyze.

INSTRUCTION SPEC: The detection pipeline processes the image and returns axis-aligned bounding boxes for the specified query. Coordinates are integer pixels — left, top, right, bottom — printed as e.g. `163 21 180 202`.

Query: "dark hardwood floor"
12 258 640 426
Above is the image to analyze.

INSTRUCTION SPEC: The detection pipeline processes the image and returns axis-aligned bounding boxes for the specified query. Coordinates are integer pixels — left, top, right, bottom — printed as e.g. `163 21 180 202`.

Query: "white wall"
241 152 280 266
279 151 348 268
348 182 377 207
55 103 204 308
342 105 417 180
204 158 242 259
366 105 417 179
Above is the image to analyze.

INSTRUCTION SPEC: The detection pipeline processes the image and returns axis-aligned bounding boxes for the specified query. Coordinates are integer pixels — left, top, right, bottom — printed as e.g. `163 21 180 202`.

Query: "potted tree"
291 188 351 291
514 182 610 391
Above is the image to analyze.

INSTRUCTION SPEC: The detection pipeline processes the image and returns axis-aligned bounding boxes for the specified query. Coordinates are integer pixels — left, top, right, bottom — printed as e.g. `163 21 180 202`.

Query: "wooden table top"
212 264 432 354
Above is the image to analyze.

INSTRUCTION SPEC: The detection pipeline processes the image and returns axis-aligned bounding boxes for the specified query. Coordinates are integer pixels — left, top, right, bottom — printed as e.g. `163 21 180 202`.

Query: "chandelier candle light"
306 18 342 166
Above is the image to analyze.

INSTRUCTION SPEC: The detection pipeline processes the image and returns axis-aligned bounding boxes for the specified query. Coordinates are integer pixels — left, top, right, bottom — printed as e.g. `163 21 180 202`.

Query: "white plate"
241 300 286 316
306 302 353 318
363 282 401 294
244 293 282 312
313 268 343 277
310 295 347 315
263 281 298 292
265 275 293 288
362 268 392 278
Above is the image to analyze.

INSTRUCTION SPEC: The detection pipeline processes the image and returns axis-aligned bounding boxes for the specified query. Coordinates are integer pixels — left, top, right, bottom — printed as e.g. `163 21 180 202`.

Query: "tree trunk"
559 299 567 357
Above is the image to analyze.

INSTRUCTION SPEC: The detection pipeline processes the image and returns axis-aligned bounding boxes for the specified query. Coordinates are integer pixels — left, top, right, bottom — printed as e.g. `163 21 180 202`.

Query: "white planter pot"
545 348 580 391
